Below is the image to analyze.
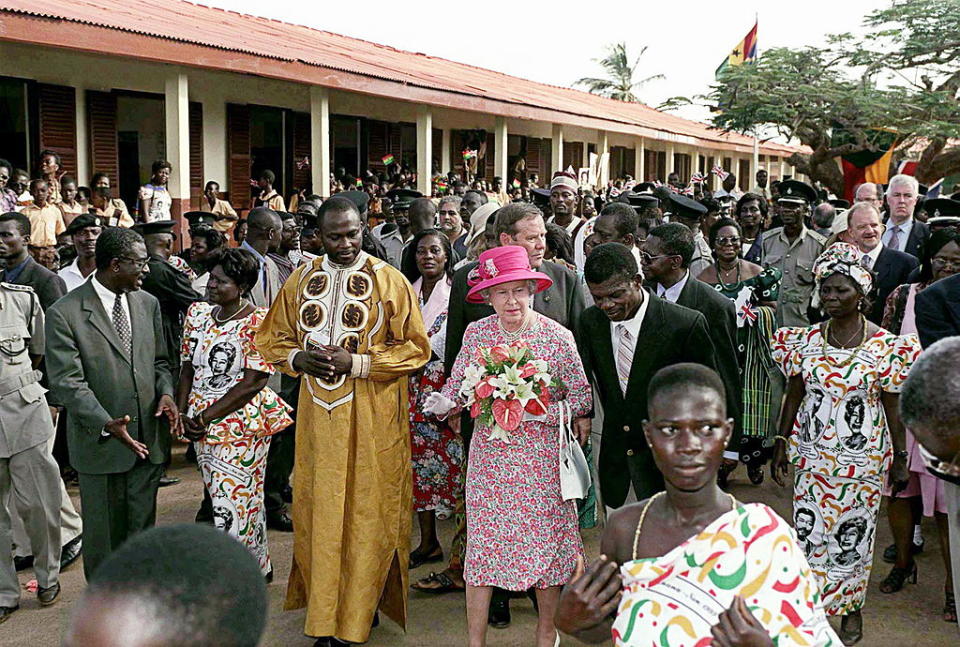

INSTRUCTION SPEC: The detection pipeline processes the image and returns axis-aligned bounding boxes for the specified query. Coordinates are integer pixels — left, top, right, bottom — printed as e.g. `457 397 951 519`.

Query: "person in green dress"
697 218 784 485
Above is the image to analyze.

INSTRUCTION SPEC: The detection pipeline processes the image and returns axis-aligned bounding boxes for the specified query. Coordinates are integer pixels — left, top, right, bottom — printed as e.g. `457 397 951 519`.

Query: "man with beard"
760 180 826 326
255 197 429 645
438 195 467 258
89 173 134 228
548 172 584 237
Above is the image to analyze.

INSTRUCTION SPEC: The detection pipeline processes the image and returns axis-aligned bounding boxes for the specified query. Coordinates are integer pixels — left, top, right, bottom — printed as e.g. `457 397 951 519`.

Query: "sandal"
747 464 764 485
411 570 465 594
879 562 917 594
945 591 957 623
409 546 443 569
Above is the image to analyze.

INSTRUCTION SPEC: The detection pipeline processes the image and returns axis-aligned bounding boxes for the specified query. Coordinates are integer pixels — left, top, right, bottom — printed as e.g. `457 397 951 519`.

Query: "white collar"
862 243 883 264
657 270 690 303
91 275 123 304
322 250 368 272
609 290 648 339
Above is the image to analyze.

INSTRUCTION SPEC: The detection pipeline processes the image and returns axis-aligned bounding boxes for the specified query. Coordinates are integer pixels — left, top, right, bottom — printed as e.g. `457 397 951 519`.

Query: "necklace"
715 260 741 291
497 311 532 342
632 491 737 560
213 299 248 324
822 315 869 368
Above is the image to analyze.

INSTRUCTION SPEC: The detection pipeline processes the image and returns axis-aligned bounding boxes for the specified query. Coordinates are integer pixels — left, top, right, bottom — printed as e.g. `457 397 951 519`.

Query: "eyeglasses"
931 257 960 271
120 256 150 270
716 236 741 246
639 251 675 263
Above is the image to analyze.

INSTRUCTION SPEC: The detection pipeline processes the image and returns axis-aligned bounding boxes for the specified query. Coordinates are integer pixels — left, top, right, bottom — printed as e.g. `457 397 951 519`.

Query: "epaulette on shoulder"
0 282 35 293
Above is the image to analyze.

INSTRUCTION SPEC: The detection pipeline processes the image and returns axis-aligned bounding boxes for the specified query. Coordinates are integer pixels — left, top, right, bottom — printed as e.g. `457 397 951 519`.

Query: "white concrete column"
552 123 564 173
494 117 508 182
441 128 452 176
203 100 227 188
581 140 589 171
164 72 190 207
416 106 433 196
598 130 610 186
74 85 89 185
310 86 331 198
635 137 645 181
715 150 725 190
666 142 675 180
779 159 786 183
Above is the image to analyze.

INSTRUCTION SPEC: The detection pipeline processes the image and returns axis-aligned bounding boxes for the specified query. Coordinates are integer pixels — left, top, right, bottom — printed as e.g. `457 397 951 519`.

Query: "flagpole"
752 132 760 189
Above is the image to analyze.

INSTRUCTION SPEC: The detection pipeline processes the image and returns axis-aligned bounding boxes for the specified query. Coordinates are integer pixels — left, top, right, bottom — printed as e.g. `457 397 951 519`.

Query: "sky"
198 0 889 124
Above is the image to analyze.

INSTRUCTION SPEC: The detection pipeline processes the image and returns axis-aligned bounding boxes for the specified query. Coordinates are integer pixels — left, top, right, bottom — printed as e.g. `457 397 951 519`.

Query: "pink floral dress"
442 313 591 590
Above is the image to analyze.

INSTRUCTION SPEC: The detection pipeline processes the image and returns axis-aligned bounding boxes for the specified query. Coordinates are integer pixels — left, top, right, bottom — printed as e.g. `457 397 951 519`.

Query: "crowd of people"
1 147 960 647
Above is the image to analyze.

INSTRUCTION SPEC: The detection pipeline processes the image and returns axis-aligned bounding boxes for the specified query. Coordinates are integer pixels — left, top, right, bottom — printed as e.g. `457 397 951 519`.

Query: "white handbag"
558 400 591 501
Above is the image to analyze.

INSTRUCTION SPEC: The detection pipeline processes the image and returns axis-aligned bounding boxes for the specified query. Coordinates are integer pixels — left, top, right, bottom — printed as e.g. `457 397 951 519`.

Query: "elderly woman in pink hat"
425 245 592 647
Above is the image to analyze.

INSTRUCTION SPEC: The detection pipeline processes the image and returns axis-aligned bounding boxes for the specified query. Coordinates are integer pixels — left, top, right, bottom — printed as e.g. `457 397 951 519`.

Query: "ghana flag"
716 21 758 79
833 125 897 203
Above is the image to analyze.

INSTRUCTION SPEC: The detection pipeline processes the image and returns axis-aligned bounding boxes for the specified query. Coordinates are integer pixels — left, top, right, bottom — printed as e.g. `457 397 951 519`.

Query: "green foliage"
575 42 664 103
673 0 960 190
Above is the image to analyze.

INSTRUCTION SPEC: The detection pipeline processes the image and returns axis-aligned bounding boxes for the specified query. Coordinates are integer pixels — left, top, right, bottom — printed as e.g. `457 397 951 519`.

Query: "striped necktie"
616 324 633 395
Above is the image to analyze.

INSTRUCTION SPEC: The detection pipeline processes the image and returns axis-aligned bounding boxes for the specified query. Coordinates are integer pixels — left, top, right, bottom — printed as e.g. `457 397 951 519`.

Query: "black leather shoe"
0 605 18 623
267 511 294 532
13 555 33 572
60 535 82 571
37 582 61 606
882 538 925 564
488 598 511 628
158 475 181 488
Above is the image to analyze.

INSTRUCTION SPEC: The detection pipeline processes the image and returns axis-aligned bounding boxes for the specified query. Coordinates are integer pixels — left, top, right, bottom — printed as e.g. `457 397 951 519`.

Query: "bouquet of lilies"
459 342 558 442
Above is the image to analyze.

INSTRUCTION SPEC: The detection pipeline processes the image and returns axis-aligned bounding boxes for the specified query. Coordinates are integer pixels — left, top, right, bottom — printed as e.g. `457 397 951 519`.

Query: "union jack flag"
690 172 706 183
679 186 695 196
711 165 729 180
296 156 310 170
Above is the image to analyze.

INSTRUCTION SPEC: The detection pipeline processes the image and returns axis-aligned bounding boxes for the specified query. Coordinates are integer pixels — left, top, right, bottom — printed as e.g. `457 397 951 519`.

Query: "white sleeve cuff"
350 354 370 379
287 349 302 374
723 450 739 461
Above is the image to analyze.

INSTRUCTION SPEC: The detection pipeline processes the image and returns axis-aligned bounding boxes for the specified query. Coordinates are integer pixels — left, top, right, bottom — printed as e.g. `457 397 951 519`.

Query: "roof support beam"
494 117 508 185
164 71 190 228
416 106 433 196
552 124 564 174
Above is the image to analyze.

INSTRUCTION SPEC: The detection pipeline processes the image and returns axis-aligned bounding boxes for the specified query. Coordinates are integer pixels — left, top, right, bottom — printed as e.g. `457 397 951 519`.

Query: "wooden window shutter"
226 103 250 209
562 142 582 173
367 120 388 170
38 84 77 179
291 111 311 193
526 137 541 179
189 102 203 206
86 90 118 187
484 132 495 181
432 128 442 175
388 124 402 164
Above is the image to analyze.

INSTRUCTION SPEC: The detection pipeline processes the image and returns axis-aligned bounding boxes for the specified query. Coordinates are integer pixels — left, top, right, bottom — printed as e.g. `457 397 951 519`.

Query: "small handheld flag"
381 154 395 166
690 172 706 184
462 149 477 160
712 165 729 180
511 178 522 189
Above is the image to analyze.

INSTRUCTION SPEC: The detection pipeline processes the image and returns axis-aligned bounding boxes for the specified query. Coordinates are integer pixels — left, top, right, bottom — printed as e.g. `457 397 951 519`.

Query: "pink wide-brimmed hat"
466 246 553 303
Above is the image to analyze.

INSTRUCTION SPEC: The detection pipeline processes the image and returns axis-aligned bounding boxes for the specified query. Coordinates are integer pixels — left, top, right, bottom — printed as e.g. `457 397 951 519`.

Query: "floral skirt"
411 420 464 517
197 435 272 574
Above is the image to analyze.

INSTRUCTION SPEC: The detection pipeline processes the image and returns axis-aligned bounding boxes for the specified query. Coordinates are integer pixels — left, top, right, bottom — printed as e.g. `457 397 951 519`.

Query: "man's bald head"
813 203 836 230
408 197 437 235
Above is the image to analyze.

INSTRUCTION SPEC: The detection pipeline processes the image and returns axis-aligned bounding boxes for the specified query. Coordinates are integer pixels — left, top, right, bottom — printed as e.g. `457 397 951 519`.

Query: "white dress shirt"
656 270 690 303
860 243 883 270
609 291 649 385
91 275 130 326
881 218 913 253
58 258 93 293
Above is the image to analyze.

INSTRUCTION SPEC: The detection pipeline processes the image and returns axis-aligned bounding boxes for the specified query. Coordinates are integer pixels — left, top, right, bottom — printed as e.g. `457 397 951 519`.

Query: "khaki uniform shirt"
201 199 239 234
761 226 826 327
21 204 66 247
91 199 134 228
252 190 286 212
0 283 53 457
59 201 85 227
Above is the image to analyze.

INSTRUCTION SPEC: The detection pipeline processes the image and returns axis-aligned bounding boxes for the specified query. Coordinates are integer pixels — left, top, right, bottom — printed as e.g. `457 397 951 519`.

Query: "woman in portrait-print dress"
770 242 920 645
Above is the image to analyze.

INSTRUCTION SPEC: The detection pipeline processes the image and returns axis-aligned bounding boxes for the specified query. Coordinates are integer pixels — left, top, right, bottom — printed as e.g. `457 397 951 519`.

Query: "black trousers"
264 374 299 515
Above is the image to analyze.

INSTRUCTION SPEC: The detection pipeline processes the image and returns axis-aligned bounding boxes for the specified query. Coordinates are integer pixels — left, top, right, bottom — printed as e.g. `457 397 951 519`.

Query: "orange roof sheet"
2 0 804 156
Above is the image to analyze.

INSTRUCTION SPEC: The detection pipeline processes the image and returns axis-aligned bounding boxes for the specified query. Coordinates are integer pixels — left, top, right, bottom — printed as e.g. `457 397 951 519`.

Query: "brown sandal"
411 570 465 594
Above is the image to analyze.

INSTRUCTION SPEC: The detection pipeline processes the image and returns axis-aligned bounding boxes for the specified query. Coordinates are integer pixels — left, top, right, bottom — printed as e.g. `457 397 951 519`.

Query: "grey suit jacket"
45 280 174 474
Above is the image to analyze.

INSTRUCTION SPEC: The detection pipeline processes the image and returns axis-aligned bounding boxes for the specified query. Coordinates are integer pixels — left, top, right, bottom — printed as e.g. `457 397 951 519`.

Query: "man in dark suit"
916 272 960 347
847 203 918 323
641 223 743 449
579 243 719 507
0 212 65 309
45 227 179 579
882 174 929 260
417 202 585 624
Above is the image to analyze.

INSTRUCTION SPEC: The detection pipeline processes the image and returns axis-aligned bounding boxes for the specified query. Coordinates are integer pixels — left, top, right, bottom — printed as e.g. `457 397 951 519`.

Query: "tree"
665 0 960 192
575 43 664 103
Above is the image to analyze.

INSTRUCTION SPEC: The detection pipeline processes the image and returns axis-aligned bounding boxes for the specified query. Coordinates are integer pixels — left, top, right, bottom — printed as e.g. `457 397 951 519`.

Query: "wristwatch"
894 449 909 459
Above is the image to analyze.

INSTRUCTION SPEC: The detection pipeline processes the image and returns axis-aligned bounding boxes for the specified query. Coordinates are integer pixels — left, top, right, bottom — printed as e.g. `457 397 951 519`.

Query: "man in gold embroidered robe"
256 197 429 644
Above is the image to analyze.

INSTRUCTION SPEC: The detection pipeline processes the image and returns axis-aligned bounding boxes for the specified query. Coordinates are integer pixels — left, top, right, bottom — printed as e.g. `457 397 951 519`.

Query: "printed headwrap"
813 242 873 294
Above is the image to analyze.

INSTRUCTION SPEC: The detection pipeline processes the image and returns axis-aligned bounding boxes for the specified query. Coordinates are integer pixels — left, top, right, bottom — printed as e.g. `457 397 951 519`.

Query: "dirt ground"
4 446 958 646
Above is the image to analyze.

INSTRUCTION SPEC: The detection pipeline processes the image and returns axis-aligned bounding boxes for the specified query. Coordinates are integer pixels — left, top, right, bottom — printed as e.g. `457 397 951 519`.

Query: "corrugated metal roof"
1 0 804 156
